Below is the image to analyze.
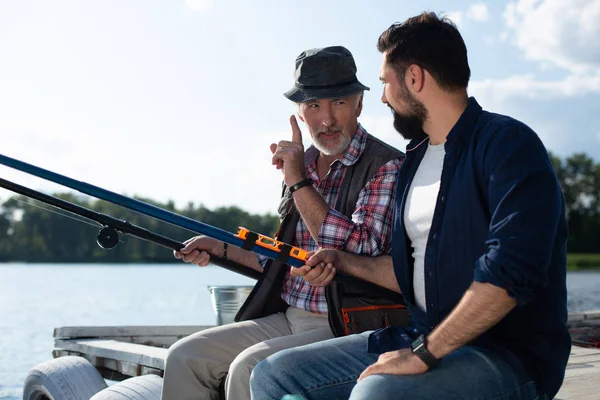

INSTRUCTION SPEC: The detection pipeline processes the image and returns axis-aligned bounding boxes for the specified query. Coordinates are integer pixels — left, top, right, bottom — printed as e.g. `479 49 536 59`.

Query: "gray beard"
313 134 352 156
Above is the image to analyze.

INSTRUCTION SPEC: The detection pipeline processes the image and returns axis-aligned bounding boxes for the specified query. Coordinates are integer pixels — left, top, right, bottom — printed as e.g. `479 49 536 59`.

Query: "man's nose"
322 108 336 127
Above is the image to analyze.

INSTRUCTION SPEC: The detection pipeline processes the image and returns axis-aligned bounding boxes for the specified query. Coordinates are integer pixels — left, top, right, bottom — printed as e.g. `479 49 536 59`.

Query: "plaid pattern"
280 125 402 314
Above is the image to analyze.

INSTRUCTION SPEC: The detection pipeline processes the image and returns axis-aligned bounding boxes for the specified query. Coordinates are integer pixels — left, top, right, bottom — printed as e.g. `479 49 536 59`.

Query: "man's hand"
174 235 222 267
358 348 429 381
290 248 344 287
270 115 307 187
290 261 336 287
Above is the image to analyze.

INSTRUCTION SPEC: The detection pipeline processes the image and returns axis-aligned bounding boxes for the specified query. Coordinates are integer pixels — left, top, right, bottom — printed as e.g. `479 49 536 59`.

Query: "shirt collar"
405 96 483 151
446 97 483 147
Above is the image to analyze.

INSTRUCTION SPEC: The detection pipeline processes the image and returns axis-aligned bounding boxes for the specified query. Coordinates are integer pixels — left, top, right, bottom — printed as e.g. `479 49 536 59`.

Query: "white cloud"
469 0 600 156
470 72 600 101
444 3 488 28
482 35 495 45
0 116 285 215
467 3 489 22
504 0 600 74
444 11 463 26
185 0 213 12
469 75 600 158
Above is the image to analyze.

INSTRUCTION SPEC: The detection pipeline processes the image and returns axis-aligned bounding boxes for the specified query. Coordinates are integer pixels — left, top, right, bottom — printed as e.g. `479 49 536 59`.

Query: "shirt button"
441 196 445 202
428 271 433 278
432 233 437 240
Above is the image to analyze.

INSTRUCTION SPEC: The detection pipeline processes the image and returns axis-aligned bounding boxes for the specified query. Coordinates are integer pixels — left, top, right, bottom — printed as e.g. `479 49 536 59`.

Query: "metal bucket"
208 285 254 326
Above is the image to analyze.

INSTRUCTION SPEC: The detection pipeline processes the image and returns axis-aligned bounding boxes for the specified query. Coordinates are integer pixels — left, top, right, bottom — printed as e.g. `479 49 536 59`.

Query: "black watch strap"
288 178 313 194
411 334 440 369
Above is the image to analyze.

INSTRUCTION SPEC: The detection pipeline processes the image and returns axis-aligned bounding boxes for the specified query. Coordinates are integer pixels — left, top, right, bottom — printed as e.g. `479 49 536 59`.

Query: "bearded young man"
250 13 570 400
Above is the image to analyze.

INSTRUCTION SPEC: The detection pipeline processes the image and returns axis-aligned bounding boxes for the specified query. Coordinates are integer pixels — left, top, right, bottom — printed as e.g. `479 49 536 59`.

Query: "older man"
160 46 405 400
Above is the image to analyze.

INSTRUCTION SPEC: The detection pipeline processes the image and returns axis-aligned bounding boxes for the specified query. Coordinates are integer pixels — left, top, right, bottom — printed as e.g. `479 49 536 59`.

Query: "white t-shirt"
404 142 445 312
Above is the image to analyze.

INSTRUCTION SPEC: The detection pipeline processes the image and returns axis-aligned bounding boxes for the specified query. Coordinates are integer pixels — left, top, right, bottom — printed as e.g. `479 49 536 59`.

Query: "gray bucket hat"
284 46 370 103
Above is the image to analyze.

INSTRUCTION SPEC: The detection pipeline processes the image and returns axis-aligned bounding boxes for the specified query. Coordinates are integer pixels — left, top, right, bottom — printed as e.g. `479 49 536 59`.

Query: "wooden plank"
558 344 600 399
59 335 189 348
569 346 600 357
53 349 163 380
556 368 600 399
566 355 600 366
54 325 211 339
567 310 600 323
55 339 167 369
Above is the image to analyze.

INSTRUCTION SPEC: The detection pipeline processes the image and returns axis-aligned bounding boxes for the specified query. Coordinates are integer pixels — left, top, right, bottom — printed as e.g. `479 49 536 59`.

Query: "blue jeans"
250 332 540 400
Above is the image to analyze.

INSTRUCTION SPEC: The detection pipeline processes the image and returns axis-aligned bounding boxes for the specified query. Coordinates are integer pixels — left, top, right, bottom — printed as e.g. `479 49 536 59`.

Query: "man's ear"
406 64 425 93
297 105 306 123
355 93 364 118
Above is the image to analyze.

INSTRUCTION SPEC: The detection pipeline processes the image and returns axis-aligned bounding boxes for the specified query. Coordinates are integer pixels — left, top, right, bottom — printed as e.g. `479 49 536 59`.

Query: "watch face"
411 335 425 352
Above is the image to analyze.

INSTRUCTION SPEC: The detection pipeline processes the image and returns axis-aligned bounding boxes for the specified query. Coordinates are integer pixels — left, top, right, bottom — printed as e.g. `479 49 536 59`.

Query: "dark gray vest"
235 134 408 336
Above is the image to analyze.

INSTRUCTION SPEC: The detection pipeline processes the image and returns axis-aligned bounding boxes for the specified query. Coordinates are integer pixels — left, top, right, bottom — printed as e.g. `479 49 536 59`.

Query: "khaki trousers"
160 306 334 400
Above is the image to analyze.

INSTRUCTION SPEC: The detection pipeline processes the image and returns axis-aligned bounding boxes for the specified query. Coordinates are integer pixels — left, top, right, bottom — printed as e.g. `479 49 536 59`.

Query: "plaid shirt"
277 125 402 313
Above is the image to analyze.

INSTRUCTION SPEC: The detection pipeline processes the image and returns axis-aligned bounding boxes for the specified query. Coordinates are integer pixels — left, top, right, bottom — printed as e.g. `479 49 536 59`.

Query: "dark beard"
391 107 424 141
389 82 428 141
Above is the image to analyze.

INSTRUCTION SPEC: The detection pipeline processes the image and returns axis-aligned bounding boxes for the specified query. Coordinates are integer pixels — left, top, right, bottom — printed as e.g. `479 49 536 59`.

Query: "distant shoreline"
567 253 600 271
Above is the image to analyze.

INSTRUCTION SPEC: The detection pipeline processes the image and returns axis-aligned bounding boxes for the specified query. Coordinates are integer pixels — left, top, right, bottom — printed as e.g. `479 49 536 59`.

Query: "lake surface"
0 264 599 400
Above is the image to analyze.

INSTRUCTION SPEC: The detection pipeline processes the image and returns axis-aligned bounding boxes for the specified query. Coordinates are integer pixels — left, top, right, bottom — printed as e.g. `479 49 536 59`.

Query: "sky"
1 0 599 215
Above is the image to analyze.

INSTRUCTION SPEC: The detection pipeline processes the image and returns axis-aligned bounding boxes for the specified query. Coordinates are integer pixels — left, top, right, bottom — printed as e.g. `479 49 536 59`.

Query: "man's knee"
249 348 303 397
249 358 276 394
165 331 212 370
349 375 403 400
228 339 278 386
228 350 257 383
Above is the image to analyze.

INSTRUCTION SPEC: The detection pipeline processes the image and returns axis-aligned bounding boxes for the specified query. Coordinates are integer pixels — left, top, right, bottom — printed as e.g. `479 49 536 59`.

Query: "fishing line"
12 196 104 230
13 197 128 245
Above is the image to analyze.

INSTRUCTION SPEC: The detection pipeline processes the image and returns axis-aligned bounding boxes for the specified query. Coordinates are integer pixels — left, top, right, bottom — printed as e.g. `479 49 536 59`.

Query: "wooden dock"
556 310 600 399
557 346 600 399
52 311 600 398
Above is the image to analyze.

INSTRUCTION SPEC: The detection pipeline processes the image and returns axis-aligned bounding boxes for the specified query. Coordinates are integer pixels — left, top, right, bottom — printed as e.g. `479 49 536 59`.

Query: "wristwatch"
411 334 440 369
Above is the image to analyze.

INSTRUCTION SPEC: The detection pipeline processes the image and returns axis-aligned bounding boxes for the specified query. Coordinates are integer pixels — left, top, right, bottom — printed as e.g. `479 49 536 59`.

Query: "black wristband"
222 242 228 260
288 178 313 194
411 334 440 369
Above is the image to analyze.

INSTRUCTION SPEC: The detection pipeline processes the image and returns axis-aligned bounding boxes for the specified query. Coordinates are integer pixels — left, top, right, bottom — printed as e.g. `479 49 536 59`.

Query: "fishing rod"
0 153 404 301
0 153 306 266
0 176 261 280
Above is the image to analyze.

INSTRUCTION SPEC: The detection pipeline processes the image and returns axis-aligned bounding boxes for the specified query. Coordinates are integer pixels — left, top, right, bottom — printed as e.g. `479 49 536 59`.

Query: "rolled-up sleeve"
473 124 564 306
318 158 402 256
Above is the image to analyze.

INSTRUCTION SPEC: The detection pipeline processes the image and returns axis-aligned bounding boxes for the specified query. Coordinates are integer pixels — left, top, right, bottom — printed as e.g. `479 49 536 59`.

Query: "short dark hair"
377 12 470 91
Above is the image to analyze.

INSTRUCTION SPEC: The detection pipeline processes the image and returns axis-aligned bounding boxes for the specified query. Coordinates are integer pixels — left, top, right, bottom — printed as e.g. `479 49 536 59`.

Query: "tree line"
0 195 280 263
549 153 599 253
0 152 598 263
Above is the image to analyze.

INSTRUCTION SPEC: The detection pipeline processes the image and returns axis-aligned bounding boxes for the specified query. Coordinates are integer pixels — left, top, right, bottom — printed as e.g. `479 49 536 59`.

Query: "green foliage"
548 152 600 254
567 254 600 270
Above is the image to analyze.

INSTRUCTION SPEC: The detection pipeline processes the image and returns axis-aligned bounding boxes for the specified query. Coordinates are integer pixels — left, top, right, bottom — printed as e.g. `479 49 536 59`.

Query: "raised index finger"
289 115 303 145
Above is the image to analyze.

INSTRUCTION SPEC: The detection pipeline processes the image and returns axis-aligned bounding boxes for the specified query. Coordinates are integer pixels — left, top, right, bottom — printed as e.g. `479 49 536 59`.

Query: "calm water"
0 264 599 400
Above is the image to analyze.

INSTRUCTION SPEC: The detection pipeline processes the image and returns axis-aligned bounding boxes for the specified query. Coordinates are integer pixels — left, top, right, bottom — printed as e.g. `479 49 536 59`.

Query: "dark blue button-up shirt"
369 98 571 398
